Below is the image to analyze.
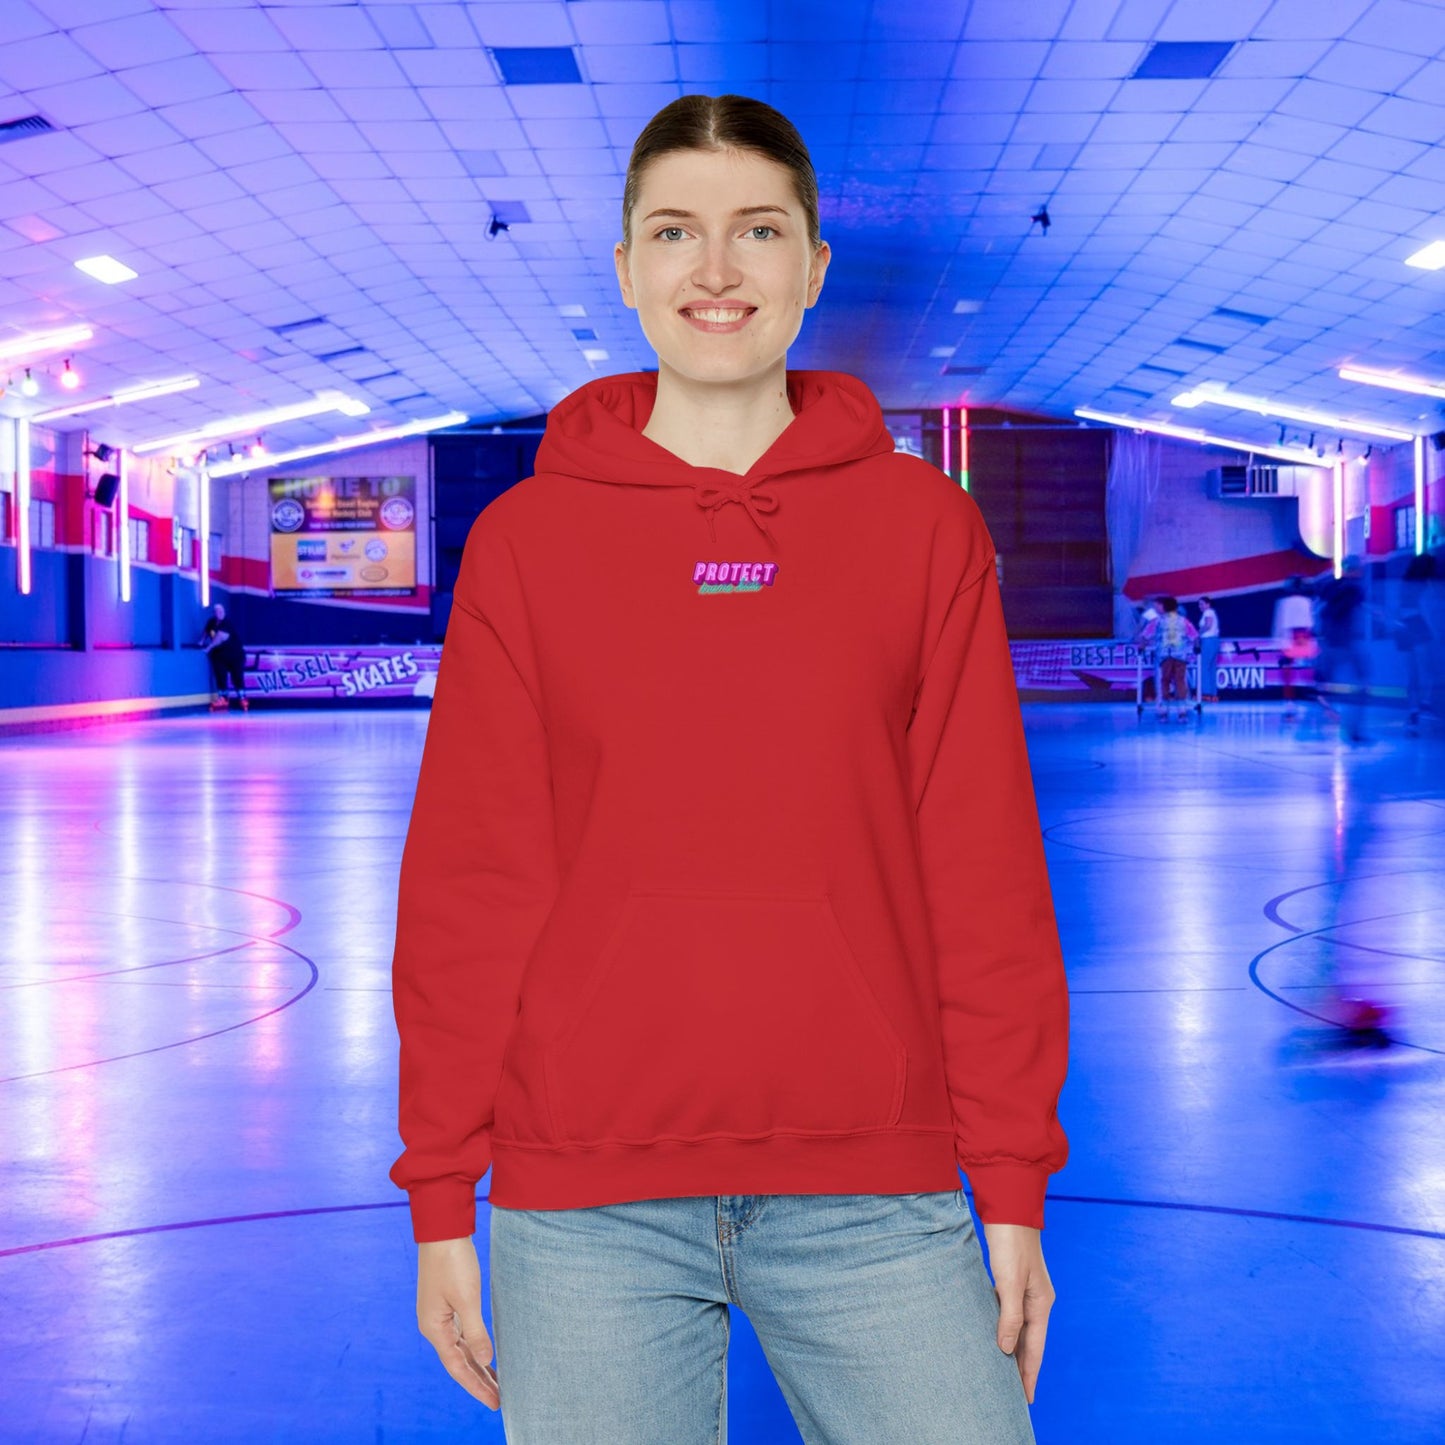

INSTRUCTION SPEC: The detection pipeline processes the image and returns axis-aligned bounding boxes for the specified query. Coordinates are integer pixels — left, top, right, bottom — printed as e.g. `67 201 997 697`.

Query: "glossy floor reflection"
2 704 1442 1443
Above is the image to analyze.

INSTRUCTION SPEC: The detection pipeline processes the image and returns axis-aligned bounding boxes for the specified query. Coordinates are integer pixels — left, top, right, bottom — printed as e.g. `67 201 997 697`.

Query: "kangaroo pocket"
542 888 908 1145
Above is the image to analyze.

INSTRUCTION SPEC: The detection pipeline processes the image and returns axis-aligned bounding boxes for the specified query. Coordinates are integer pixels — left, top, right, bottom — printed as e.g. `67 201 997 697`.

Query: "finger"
421 1315 501 1409
435 1334 500 1407
994 1281 1025 1355
1016 1311 1050 1404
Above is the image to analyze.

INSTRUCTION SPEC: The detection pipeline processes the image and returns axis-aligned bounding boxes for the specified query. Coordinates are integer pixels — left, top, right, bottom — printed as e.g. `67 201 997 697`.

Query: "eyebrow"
641 205 791 222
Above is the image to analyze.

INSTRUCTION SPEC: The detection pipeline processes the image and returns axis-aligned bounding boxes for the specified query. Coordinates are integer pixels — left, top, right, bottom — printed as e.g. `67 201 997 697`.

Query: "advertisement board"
269 475 416 597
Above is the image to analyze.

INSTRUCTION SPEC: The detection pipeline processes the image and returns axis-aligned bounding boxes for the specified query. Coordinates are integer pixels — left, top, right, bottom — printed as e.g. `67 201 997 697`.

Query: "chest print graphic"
693 560 779 594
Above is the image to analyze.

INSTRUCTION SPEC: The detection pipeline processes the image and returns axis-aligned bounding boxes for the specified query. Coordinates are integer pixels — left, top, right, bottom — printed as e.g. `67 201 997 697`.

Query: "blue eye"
658 226 686 241
750 225 776 239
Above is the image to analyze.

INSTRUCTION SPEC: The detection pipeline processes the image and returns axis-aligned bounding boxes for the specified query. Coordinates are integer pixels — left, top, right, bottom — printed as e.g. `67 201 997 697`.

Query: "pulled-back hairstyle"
621 94 821 251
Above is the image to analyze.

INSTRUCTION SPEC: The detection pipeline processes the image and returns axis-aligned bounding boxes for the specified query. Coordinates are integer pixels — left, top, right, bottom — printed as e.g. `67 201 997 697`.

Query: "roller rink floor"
2 701 1442 1444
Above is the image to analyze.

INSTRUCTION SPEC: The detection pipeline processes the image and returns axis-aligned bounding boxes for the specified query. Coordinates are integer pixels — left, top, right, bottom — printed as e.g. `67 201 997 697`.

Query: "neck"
641 360 794 475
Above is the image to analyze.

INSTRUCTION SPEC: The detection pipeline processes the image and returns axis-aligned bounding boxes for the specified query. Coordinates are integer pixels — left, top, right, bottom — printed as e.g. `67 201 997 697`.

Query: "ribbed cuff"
962 1162 1050 1230
407 1177 479 1243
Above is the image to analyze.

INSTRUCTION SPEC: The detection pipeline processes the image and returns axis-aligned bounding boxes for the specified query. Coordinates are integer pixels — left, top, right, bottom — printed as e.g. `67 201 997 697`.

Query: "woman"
1139 596 1198 722
390 94 1069 1443
1197 595 1220 702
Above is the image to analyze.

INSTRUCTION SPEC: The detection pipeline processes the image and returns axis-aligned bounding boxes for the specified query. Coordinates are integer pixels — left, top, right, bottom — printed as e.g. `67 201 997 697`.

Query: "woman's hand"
980 1222 1055 1404
416 1237 500 1410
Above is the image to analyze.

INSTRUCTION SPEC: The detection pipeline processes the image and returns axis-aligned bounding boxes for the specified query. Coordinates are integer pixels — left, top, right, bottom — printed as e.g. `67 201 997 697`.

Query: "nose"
690 233 744 295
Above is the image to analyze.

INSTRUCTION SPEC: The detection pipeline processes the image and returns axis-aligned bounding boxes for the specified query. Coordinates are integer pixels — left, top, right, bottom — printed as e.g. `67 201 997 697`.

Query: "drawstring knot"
694 479 779 549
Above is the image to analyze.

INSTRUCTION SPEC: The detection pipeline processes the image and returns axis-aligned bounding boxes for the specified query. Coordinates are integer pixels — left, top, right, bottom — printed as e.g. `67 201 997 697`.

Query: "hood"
533 369 897 549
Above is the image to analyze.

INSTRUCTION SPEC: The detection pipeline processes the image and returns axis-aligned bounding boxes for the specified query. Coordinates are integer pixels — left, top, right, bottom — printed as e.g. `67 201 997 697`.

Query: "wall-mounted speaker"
93 472 120 507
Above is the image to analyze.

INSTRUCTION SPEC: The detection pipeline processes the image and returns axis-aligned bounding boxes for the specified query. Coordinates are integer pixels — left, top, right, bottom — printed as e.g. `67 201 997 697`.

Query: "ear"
805 239 831 309
614 241 636 310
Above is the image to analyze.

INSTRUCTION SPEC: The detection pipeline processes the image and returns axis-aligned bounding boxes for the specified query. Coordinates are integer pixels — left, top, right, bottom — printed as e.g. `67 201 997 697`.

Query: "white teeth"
686 308 751 322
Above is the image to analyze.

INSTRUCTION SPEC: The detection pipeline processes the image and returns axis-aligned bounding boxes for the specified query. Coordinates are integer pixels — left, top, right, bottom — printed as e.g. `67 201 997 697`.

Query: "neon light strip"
1338 365 1445 401
1073 408 1333 467
199 466 210 608
941 406 951 479
205 412 469 478
1172 384 1413 441
1333 459 1344 578
959 407 969 492
0 324 94 364
132 391 370 456
118 448 131 604
16 418 31 596
33 375 201 423
1416 435 1426 556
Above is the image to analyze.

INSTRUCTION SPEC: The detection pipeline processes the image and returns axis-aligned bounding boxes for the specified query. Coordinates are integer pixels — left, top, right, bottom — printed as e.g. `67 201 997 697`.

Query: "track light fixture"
1030 205 1051 235
487 214 510 240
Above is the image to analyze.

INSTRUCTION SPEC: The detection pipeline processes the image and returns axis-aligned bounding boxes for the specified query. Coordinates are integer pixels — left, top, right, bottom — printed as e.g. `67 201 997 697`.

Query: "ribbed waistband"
487 1126 958 1210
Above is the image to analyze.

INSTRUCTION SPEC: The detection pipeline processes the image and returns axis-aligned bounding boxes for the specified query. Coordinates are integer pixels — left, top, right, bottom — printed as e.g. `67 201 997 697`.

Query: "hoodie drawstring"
694 479 780 550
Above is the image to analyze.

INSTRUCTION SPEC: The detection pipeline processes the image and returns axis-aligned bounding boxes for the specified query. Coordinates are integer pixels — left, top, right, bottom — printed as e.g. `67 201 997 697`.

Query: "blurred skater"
1139 596 1197 721
1131 595 1163 703
199 602 248 713
1315 558 1370 744
1395 554 1436 735
1271 577 1319 721
1196 595 1220 702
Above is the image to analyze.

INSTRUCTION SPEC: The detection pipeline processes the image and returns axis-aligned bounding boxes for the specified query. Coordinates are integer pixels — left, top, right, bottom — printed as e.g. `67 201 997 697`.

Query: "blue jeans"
488 1190 1037 1444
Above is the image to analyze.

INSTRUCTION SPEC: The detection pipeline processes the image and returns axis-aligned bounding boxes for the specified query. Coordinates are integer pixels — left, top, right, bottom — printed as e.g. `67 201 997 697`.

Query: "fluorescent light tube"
0 324 94 362
32 375 201 422
204 412 468 478
75 255 139 284
1338 366 1445 401
1074 407 1333 467
1170 383 1414 441
132 390 371 455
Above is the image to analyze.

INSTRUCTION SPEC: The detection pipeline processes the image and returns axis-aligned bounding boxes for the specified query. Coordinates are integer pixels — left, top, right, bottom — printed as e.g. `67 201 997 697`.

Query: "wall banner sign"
242 640 1297 706
244 645 440 700
269 475 417 597
1009 639 1302 698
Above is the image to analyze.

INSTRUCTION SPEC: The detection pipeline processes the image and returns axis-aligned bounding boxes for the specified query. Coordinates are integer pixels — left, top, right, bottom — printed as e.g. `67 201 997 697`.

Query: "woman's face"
614 146 830 386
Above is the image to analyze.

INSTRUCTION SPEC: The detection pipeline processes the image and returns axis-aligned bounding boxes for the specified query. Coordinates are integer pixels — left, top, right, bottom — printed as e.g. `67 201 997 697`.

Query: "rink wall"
3 410 1440 731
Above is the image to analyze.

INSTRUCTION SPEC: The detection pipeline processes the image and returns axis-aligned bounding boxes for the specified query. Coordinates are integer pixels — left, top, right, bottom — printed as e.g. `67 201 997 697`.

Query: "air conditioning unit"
1210 463 1314 498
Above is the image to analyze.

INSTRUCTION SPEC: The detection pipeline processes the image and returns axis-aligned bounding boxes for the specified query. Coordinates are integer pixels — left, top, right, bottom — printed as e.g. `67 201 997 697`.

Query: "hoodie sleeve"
389 518 559 1243
907 539 1070 1230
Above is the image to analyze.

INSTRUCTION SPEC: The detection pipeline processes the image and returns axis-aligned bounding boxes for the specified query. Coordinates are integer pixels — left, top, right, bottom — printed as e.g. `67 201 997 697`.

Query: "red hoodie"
389 370 1069 1243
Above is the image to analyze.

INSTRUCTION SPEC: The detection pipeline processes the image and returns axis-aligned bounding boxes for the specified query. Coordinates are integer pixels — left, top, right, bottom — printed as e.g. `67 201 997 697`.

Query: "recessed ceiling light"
558 304 587 317
931 346 957 358
582 348 610 363
1403 240 1445 271
75 255 139 284
953 300 982 314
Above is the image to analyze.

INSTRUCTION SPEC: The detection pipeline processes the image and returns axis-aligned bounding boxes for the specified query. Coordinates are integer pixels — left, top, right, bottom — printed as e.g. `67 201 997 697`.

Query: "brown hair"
621 94 821 251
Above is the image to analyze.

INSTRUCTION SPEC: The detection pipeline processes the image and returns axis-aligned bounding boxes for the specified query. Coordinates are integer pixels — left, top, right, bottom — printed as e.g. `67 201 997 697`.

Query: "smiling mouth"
680 306 756 321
